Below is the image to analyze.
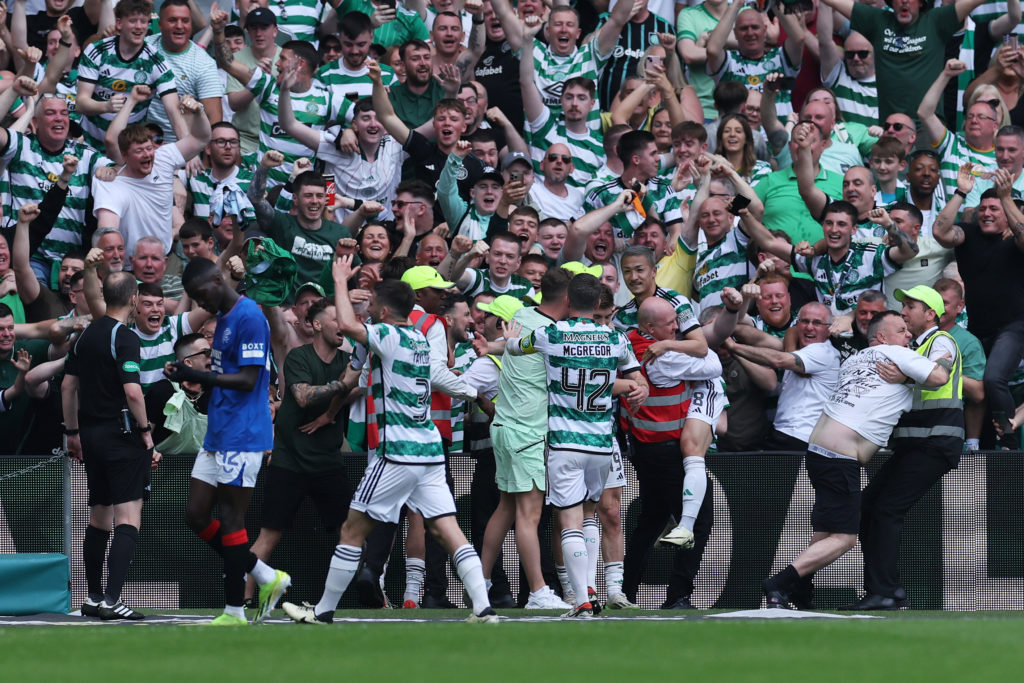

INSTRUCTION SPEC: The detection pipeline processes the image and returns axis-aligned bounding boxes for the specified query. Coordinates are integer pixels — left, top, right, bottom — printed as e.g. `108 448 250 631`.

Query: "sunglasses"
977 98 1001 109
884 121 908 132
184 348 212 360
547 153 571 163
845 50 870 60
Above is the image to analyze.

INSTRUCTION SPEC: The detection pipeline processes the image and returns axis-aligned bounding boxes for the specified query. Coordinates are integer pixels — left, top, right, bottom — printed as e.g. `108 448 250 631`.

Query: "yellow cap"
561 261 602 278
476 295 525 322
401 265 455 290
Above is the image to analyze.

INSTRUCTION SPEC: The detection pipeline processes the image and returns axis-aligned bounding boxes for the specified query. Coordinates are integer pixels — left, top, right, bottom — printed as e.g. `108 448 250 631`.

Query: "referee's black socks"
105 524 139 604
83 525 111 603
765 564 801 595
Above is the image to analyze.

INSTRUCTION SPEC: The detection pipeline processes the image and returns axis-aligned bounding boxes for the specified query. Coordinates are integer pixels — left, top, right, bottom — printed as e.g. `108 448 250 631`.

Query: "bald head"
638 296 678 341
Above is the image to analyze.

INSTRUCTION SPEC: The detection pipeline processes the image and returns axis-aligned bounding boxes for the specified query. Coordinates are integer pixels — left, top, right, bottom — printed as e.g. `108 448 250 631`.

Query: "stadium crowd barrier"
1 451 1021 611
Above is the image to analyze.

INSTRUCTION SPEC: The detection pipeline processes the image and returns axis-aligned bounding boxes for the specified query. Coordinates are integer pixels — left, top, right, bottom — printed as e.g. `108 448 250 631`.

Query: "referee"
62 272 159 621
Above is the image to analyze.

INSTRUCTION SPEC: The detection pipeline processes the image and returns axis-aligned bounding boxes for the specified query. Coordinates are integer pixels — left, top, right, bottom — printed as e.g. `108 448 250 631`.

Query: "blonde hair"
968 84 1011 127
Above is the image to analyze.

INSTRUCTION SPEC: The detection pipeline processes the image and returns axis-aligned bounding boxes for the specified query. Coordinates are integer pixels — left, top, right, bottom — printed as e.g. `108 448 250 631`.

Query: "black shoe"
421 593 457 609
661 596 695 610
839 593 908 611
488 591 518 609
762 579 793 610
81 598 101 618
354 566 386 608
98 600 145 620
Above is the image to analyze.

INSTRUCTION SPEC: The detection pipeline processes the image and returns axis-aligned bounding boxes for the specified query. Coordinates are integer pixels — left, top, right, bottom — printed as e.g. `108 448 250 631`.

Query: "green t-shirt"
948 324 986 381
388 80 446 129
265 214 354 284
677 3 721 121
754 166 844 244
271 343 350 473
850 2 960 122
493 306 556 435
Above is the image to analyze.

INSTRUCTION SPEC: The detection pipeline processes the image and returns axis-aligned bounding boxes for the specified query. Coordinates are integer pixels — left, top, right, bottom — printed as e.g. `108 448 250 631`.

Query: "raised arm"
817 3 841 84
792 123 828 220
989 0 1022 38
917 59 963 147
726 338 807 372
276 66 322 150
868 207 919 263
368 58 410 146
484 107 528 155
103 84 150 162
11 204 42 306
817 0 855 19
932 163 971 248
247 150 285 232
564 191 633 262
738 208 794 263
777 9 806 69
705 0 743 77
210 3 256 85
82 248 107 319
455 1 487 79
332 254 368 345
994 168 1024 253
174 95 212 161
518 25 545 123
956 0 993 23
487 0 524 51
596 0 637 56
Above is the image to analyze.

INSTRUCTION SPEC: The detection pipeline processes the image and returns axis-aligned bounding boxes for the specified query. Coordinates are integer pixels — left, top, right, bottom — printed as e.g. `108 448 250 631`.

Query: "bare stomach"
808 414 881 465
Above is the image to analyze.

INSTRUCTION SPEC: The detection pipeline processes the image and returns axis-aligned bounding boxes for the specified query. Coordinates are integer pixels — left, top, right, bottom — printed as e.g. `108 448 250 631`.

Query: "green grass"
5 610 1024 681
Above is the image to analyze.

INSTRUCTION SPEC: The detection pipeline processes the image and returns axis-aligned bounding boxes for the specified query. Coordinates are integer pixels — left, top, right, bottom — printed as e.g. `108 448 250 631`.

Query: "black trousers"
859 440 959 598
467 448 511 598
622 439 713 603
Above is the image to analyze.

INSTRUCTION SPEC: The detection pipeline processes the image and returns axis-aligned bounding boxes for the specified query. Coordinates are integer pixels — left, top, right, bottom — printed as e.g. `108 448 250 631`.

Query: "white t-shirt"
529 182 585 222
317 131 406 221
774 341 842 442
92 144 186 256
645 349 723 389
824 344 938 446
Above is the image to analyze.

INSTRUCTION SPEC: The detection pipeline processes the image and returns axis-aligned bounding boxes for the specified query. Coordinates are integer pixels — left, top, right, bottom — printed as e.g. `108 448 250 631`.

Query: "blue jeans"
980 319 1024 418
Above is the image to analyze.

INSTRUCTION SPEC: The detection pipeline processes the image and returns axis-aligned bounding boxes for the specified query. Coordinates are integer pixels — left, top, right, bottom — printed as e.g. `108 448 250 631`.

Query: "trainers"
465 606 500 624
254 569 291 624
80 597 101 618
98 600 144 621
208 613 248 626
658 524 695 549
587 588 602 616
762 580 793 610
605 592 638 609
562 602 594 619
283 601 332 624
420 593 457 609
402 599 419 609
525 586 571 610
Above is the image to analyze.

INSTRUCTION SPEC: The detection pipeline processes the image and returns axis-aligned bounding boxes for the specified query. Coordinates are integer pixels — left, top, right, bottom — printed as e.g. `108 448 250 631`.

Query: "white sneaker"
657 524 695 549
525 586 572 610
605 592 639 609
282 601 331 624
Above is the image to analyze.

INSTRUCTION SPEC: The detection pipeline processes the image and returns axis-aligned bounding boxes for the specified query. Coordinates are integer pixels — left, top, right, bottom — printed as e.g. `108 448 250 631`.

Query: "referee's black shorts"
81 421 150 507
260 465 352 534
805 452 862 534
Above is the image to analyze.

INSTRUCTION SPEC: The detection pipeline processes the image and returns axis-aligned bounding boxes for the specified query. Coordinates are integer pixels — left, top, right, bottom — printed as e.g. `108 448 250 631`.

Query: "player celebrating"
164 259 291 625
282 256 498 625
505 273 646 618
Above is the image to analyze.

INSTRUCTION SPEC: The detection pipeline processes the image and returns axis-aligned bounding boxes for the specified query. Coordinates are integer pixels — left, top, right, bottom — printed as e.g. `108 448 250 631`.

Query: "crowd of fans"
1 0 1023 611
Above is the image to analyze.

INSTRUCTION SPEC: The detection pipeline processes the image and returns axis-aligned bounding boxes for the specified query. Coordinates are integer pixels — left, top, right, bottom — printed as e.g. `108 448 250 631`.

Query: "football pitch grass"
5 609 1024 680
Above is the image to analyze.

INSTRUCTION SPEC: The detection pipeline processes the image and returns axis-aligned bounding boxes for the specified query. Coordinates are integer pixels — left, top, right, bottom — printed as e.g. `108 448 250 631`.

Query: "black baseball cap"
245 8 277 28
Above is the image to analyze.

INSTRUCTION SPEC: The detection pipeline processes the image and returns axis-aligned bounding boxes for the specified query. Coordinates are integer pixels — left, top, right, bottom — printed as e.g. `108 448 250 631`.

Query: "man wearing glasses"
818 4 877 130
188 122 253 221
918 58 998 202
881 114 918 155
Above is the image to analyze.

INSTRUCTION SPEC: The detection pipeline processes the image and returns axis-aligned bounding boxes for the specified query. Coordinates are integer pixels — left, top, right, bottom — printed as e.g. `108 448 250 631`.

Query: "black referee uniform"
65 315 151 619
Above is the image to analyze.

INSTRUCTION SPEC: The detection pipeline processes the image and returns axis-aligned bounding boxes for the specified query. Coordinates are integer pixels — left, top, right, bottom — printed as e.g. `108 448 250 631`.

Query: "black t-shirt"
145 378 209 445
955 222 1024 339
475 39 524 132
65 315 142 419
597 14 674 109
403 130 485 222
11 7 95 52
272 344 350 473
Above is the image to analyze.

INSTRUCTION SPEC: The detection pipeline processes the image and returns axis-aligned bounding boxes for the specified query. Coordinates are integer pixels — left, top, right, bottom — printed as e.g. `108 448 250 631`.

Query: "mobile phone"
345 91 360 102
774 77 797 91
645 55 664 71
729 194 752 215
509 170 523 183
